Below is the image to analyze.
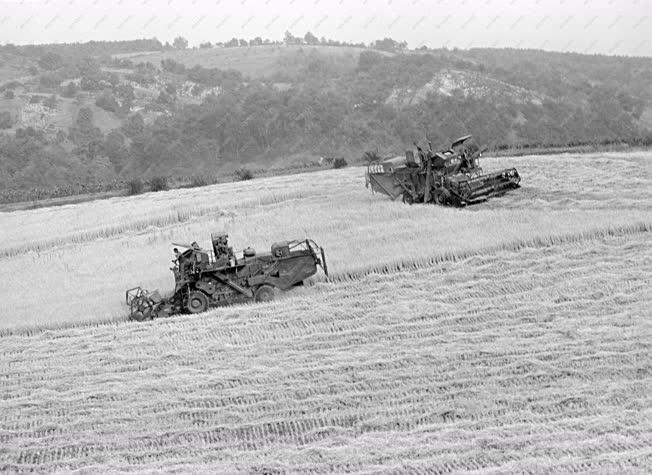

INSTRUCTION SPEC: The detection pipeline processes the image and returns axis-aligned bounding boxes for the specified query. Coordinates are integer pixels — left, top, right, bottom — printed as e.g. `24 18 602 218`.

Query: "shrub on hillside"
189 175 209 187
61 82 79 98
44 94 58 109
125 70 156 86
39 71 64 88
234 167 254 181
0 111 13 129
0 80 21 92
122 113 145 138
362 150 381 163
37 52 64 71
173 36 188 49
149 176 168 192
127 178 144 195
161 59 186 74
332 158 348 169
157 91 174 104
95 92 121 113
80 75 102 91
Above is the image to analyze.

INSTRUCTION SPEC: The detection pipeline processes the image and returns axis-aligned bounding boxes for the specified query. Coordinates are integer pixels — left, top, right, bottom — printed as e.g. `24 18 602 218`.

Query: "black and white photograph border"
0 0 650 472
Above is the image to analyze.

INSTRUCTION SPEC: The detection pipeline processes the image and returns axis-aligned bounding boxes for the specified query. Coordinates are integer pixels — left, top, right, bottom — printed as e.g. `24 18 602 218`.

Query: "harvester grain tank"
365 135 520 206
126 233 327 320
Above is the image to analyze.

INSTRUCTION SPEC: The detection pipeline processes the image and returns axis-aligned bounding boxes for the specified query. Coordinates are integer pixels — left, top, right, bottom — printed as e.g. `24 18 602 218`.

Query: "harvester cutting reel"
125 287 172 321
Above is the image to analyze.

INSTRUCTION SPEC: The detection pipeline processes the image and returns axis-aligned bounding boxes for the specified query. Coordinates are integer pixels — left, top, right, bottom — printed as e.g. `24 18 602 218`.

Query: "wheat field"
0 228 649 472
0 151 651 472
0 152 650 330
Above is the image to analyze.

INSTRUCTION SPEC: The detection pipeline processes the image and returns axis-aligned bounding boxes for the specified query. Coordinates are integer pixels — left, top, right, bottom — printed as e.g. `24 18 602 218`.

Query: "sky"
0 0 650 56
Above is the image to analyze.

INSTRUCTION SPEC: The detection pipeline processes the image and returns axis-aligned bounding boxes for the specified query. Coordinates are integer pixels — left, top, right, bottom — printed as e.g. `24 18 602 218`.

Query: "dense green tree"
284 31 302 45
115 83 135 113
39 71 64 88
161 59 186 74
304 31 319 45
372 38 405 52
95 92 121 113
122 113 145 138
173 36 188 49
37 52 64 71
68 107 104 159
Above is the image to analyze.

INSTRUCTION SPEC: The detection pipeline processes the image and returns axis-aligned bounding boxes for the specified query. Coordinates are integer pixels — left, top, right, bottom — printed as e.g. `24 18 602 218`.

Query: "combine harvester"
366 135 520 206
126 233 327 321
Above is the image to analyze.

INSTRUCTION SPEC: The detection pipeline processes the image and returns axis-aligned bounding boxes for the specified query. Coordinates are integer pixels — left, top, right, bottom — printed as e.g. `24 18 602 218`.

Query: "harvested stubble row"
1 152 651 329
0 230 650 473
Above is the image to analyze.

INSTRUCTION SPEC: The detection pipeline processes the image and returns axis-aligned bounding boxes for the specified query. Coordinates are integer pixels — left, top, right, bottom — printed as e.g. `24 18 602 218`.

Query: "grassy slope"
116 44 383 79
0 152 650 329
0 229 649 472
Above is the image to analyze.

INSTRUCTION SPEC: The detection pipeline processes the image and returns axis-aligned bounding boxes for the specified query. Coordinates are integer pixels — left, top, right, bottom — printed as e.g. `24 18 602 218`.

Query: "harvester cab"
170 242 211 291
417 135 482 175
211 233 235 266
126 234 328 321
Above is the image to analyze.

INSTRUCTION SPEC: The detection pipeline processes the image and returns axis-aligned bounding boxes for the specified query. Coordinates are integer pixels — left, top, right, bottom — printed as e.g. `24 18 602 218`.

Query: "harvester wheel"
433 190 446 206
254 285 275 303
142 306 153 320
186 291 209 314
402 191 415 205
449 195 462 207
132 311 146 322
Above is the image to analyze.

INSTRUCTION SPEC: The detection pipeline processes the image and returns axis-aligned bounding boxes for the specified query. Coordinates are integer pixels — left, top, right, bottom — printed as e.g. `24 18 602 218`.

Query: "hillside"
1 39 651 199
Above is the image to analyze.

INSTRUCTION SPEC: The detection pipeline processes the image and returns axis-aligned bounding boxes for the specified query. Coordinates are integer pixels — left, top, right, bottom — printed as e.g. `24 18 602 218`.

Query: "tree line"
1 39 651 201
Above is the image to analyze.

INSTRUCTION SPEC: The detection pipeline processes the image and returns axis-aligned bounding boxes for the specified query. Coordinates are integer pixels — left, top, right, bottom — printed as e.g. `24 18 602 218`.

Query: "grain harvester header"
126 233 327 321
366 135 520 206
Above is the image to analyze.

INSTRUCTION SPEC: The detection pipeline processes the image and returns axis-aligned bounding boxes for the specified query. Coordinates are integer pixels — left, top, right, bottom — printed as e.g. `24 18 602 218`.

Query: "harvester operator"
213 233 235 267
